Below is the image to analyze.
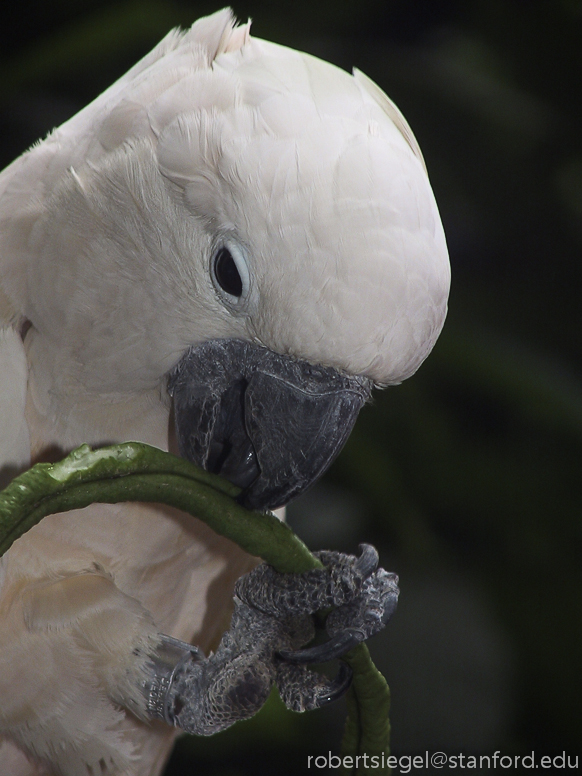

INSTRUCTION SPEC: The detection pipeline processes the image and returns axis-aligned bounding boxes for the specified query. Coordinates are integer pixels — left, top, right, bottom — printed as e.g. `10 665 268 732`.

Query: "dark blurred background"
2 1 581 773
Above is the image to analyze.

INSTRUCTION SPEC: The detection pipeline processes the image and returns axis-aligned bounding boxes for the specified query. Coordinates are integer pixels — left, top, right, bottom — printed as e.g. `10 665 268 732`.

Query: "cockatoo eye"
211 242 251 309
214 247 242 296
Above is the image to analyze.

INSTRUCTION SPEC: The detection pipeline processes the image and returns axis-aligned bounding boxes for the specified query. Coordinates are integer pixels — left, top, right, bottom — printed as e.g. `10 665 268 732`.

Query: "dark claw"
314 661 353 707
353 543 379 579
381 587 400 625
278 628 364 664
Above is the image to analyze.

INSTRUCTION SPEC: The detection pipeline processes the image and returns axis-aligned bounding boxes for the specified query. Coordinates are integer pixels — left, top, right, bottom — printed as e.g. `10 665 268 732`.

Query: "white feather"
0 328 30 487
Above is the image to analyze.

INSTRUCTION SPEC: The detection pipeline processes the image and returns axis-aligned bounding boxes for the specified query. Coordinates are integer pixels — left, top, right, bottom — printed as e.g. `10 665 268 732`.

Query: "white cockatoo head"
0 9 450 509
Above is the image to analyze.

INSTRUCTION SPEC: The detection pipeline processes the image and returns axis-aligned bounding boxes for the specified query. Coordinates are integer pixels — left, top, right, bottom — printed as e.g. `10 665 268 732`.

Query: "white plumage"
0 8 449 775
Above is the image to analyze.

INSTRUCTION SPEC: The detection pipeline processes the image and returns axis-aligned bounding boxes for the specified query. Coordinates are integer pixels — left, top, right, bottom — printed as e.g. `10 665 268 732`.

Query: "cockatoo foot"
140 545 398 734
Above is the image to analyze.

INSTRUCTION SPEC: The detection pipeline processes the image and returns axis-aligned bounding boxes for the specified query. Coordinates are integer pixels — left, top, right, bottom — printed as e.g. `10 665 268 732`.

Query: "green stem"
0 442 391 773
341 644 392 775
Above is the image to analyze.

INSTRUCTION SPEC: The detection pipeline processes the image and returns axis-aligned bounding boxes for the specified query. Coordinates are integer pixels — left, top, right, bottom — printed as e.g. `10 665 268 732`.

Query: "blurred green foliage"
2 0 582 772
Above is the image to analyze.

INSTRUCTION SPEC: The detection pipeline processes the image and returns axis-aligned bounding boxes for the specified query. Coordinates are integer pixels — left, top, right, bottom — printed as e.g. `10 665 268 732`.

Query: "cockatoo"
0 7 450 776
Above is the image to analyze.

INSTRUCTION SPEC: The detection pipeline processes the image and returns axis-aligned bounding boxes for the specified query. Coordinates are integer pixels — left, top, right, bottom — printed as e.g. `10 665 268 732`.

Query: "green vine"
0 442 391 775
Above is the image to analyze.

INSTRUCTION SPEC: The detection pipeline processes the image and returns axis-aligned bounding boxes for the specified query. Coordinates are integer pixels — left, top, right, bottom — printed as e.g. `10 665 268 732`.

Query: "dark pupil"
214 247 243 297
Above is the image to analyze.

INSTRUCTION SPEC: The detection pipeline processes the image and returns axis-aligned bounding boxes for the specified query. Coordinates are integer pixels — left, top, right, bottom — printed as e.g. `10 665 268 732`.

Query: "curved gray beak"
168 339 372 511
